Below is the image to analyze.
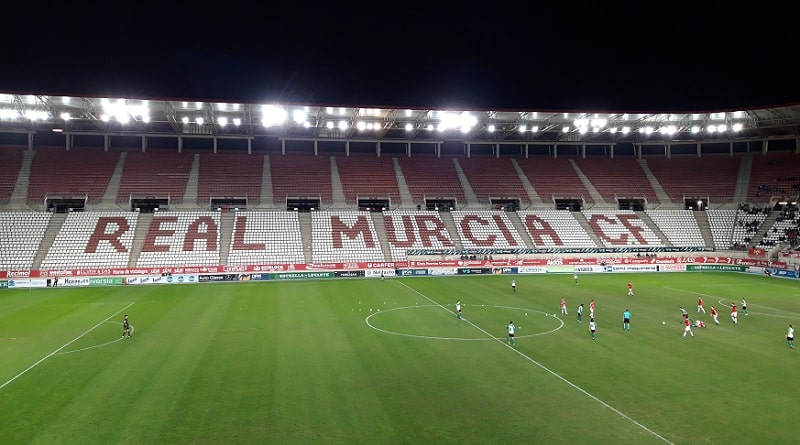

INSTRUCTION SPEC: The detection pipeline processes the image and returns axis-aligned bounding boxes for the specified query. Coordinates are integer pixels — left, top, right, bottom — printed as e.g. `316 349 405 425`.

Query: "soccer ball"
662 321 666 325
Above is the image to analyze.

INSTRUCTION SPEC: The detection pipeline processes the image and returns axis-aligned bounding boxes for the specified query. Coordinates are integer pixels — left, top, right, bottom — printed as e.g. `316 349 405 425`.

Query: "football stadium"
1 94 800 444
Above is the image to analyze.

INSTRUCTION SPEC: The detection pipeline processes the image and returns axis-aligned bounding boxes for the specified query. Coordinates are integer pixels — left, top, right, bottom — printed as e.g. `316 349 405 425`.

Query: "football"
662 321 666 325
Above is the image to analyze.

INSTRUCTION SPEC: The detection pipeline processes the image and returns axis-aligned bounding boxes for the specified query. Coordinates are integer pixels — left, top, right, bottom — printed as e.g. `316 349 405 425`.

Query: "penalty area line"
0 302 135 392
397 281 675 445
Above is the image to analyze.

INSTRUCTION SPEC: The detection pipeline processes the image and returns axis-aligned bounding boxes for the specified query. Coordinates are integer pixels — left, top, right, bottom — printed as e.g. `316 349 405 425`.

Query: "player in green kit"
577 303 584 323
623 309 631 331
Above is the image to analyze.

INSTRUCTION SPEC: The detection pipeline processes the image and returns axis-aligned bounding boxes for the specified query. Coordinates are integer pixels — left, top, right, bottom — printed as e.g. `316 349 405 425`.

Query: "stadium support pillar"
27 132 34 151
554 143 558 159
436 143 441 158
142 135 147 152
377 141 381 157
65 133 70 151
346 140 350 156
495 144 500 158
696 142 701 158
314 140 318 156
178 136 183 153
729 141 733 156
795 137 799 154
466 142 470 158
524 144 529 158
213 138 218 154
610 143 615 159
581 144 586 158
281 139 285 155
666 144 671 158
104 134 109 151
247 139 252 154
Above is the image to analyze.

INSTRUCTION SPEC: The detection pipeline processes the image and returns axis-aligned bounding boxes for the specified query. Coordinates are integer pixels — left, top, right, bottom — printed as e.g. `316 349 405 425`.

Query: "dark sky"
2 3 798 113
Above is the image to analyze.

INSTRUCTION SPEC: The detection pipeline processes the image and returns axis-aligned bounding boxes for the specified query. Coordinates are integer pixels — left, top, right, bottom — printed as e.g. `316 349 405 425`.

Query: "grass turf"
1 272 799 444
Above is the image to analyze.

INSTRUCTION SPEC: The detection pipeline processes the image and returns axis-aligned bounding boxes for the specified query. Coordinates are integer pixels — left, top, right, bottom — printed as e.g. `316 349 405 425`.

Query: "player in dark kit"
122 314 132 338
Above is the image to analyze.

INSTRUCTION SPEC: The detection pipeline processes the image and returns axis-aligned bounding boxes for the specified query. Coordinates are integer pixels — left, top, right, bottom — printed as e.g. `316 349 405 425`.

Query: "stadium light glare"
707 125 717 133
579 126 588 134
426 124 434 131
60 112 71 120
609 127 618 134
142 115 151 123
303 120 311 128
717 124 727 132
562 126 569 133
732 123 743 132
357 121 366 131
61 96 70 104
621 127 630 134
293 110 307 124
196 117 204 126
691 126 701 133
487 124 496 133
338 120 348 131
233 118 242 126
531 126 538 132
262 105 287 127
101 114 111 122
643 126 654 134
181 116 189 124
405 123 413 131
117 113 130 124
218 117 228 126
519 124 527 133
326 121 334 129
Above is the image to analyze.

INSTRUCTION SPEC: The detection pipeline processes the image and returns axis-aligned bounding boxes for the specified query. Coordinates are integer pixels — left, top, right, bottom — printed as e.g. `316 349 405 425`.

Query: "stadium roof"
1 93 799 147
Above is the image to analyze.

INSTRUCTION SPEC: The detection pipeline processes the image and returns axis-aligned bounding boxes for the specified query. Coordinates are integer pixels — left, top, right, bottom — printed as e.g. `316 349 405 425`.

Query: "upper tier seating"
382 210 457 260
335 155 402 207
137 212 221 267
450 210 527 249
516 210 597 247
397 156 466 206
646 210 706 247
226 211 305 265
40 212 136 269
645 154 740 204
197 153 264 206
0 146 24 204
270 154 332 207
573 157 659 204
514 156 594 204
311 211 385 262
28 148 120 204
581 210 665 247
748 152 800 202
0 212 51 270
117 150 193 204
457 157 529 207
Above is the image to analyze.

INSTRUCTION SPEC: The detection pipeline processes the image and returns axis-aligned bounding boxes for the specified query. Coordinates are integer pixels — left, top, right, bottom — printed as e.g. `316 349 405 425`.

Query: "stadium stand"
513 156 594 205
137 212 221 267
270 154 332 208
645 154 740 205
27 147 120 205
40 212 136 269
335 154 402 207
582 210 666 247
226 211 305 265
516 210 597 248
457 157 529 208
116 150 193 205
646 209 705 247
0 146 24 204
396 156 466 207
0 211 51 270
311 211 385 262
573 156 659 204
748 152 800 203
197 153 264 207
450 210 526 249
707 208 767 250
382 210 457 260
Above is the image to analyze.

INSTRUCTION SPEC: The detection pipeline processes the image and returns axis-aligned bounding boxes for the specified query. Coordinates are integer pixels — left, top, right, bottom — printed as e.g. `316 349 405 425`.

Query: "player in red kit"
627 282 634 296
697 296 706 314
710 306 719 325
682 316 694 338
730 303 738 325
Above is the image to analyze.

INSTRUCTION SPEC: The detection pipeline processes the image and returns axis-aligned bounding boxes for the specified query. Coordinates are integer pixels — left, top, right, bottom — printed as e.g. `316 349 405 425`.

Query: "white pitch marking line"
56 324 135 356
398 281 675 445
0 302 135 391
664 286 800 319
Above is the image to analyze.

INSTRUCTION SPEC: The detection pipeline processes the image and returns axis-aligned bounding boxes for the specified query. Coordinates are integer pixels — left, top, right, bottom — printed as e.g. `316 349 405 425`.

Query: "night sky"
2 4 798 112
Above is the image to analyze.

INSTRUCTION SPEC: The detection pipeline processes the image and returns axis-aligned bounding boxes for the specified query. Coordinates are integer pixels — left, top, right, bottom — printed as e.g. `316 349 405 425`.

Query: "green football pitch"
1 272 799 444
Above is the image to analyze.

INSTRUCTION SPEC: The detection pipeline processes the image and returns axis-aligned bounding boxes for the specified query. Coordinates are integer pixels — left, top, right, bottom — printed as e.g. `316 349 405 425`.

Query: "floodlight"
621 127 630 134
427 124 434 131
60 112 71 120
233 118 241 126
142 115 151 123
609 127 618 134
691 126 700 133
717 124 727 132
562 126 569 133
643 126 654 134
196 117 204 126
707 125 717 133
101 114 111 122
293 110 306 124
218 117 228 126
531 126 538 132
487 124 496 132
519 124 527 133
338 120 348 130
405 123 413 131
732 123 743 132
261 105 287 126
579 127 588 134
182 116 189 124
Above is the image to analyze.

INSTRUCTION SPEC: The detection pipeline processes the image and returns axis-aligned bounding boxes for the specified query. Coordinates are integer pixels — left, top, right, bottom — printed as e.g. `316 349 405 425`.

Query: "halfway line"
0 302 135 391
397 281 674 445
